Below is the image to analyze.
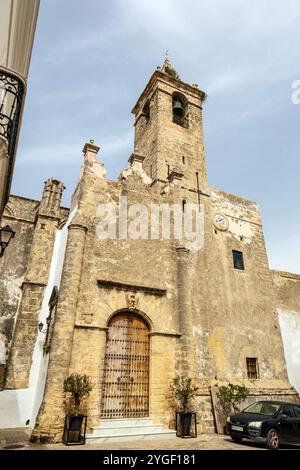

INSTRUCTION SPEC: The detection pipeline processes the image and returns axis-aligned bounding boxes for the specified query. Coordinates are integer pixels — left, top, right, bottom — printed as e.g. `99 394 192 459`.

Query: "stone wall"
0 196 37 388
0 183 68 390
132 67 207 191
195 188 289 383
273 270 300 314
32 136 298 441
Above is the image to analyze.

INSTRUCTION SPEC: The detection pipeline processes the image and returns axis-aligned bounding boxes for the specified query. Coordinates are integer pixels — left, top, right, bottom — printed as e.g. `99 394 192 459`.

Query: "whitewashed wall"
278 309 300 394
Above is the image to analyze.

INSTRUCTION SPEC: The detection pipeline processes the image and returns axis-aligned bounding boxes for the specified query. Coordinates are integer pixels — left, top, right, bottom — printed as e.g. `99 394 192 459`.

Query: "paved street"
0 432 264 451
1 429 300 451
28 434 267 451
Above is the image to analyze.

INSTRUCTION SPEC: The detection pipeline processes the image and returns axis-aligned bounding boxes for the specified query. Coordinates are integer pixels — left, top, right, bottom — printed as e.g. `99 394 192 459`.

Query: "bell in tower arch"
172 97 185 117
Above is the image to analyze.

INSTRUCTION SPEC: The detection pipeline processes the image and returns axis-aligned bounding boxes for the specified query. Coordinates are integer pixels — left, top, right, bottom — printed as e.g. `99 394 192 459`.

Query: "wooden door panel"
101 312 150 418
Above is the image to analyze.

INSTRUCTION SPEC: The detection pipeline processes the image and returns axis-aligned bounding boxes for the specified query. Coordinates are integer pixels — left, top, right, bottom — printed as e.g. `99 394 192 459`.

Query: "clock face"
213 213 229 231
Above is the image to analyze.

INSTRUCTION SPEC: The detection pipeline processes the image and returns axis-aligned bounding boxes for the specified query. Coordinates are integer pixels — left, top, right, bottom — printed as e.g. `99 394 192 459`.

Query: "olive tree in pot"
63 373 93 442
170 375 198 437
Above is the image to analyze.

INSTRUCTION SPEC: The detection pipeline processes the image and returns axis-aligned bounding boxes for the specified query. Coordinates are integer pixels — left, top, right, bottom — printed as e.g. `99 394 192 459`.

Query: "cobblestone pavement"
0 433 266 451
1 431 299 451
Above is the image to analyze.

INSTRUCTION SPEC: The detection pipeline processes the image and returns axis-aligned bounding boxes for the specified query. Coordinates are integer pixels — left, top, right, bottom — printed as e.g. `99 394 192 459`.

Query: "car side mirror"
279 413 287 420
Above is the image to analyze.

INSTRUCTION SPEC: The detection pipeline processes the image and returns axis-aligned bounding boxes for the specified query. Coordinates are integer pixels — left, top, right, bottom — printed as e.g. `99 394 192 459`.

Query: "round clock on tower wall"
213 213 229 231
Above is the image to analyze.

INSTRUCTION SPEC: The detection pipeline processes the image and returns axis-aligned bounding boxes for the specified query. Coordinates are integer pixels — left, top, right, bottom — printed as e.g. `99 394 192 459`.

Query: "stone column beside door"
31 220 87 443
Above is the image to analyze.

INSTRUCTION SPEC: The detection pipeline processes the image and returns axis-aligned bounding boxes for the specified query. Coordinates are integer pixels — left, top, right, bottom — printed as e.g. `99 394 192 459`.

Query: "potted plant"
219 383 249 413
63 373 93 445
218 383 249 434
170 375 198 437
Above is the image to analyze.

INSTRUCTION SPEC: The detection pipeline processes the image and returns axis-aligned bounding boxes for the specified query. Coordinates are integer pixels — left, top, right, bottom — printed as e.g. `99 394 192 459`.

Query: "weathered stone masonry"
1 59 300 440
0 182 68 390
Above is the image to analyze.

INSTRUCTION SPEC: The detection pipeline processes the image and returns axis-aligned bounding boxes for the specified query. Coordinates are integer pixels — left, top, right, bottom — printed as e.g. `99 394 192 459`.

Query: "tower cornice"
131 69 205 115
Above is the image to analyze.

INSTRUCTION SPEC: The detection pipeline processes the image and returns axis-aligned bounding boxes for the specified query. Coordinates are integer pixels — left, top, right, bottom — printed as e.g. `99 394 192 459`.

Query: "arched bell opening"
172 92 188 127
101 311 150 419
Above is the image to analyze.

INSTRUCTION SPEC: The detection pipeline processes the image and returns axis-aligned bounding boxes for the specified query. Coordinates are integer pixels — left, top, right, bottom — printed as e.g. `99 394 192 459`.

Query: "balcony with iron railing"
0 69 24 143
0 68 25 208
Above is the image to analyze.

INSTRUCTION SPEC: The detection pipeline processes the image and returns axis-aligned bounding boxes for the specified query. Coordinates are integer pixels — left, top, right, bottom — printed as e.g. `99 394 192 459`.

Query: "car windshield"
242 402 280 416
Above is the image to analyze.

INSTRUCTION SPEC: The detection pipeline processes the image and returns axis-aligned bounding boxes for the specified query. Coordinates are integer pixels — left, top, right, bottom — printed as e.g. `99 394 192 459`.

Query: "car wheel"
266 429 280 450
231 435 243 443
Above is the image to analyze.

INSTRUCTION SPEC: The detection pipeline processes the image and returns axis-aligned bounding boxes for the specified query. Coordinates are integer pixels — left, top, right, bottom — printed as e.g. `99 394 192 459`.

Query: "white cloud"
101 131 132 156
118 0 300 92
42 31 114 64
207 68 251 95
17 131 133 166
17 143 83 165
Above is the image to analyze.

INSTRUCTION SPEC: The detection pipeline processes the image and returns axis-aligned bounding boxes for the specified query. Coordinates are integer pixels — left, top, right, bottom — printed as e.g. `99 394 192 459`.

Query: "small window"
233 250 244 270
182 156 185 164
182 199 186 212
246 358 259 379
167 164 170 177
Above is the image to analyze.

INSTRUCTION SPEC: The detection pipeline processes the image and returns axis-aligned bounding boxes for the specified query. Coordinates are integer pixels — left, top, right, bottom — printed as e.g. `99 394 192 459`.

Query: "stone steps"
97 418 153 428
86 418 177 443
91 424 165 437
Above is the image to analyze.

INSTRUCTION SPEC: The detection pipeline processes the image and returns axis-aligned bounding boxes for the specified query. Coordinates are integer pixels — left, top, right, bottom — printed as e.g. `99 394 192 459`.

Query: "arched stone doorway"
101 311 150 418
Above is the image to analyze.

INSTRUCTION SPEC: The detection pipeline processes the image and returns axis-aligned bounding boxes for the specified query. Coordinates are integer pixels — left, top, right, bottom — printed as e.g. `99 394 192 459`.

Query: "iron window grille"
246 357 259 379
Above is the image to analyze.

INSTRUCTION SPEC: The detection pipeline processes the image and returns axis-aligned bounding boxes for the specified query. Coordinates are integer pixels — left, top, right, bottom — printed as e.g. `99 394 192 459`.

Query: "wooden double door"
101 312 150 418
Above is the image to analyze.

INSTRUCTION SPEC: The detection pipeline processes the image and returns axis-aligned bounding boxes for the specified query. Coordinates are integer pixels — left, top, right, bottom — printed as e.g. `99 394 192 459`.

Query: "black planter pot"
69 415 84 432
62 414 87 445
176 411 197 438
179 412 192 434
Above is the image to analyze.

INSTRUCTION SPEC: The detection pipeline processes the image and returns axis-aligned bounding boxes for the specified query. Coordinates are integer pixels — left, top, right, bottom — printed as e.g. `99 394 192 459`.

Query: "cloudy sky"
12 0 300 272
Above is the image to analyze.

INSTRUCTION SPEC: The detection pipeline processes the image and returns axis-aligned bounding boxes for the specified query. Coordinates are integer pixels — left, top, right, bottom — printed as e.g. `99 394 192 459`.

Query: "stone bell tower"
132 58 208 192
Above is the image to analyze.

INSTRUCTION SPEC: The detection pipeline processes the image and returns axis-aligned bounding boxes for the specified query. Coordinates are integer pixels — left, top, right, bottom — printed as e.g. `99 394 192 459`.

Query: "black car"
228 401 300 449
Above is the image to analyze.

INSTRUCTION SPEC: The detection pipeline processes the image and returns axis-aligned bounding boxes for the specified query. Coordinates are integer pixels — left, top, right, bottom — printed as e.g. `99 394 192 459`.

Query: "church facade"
0 60 300 442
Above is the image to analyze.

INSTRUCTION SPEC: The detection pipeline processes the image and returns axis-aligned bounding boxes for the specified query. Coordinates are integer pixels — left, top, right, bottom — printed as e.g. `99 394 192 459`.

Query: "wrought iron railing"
0 69 24 140
0 68 25 204
173 114 189 128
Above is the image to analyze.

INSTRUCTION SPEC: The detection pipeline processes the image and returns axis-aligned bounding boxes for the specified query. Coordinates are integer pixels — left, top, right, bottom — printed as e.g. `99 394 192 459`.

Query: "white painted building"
0 0 40 217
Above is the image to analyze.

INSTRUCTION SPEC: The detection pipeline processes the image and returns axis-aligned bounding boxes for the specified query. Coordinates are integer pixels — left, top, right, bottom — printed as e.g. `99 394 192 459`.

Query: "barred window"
246 357 259 379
